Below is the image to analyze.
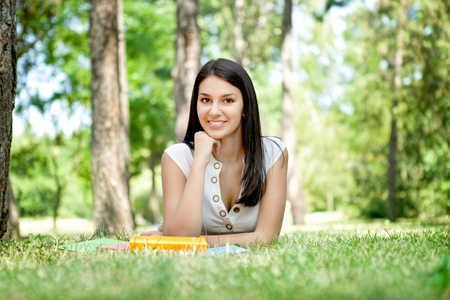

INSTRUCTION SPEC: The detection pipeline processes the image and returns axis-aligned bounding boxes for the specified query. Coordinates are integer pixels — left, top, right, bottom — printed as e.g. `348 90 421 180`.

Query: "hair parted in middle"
183 58 265 207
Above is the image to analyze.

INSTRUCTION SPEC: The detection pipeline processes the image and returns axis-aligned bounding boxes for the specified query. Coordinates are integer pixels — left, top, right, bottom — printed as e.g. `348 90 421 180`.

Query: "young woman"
142 58 288 247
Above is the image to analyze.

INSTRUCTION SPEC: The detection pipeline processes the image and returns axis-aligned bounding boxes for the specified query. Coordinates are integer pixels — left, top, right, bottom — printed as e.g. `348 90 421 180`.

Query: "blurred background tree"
6 0 449 236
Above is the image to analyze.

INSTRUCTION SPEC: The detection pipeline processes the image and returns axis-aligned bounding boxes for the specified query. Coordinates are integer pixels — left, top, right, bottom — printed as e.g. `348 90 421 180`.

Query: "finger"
213 140 221 155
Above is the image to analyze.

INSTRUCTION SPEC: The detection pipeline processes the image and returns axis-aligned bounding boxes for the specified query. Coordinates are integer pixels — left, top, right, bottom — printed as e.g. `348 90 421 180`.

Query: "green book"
58 238 129 252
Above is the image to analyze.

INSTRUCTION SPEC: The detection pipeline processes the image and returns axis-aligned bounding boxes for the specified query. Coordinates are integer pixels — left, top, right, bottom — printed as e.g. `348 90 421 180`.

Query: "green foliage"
124 0 176 168
199 0 283 65
16 0 91 108
339 0 450 219
123 0 176 219
0 225 448 299
10 129 92 218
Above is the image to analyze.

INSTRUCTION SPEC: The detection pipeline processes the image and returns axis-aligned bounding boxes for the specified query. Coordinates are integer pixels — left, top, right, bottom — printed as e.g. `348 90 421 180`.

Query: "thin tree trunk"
0 0 17 239
117 0 135 227
148 151 160 223
327 192 334 212
173 0 201 140
281 0 305 224
89 0 134 233
388 0 406 222
6 178 20 239
53 185 62 234
49 150 63 233
232 0 249 70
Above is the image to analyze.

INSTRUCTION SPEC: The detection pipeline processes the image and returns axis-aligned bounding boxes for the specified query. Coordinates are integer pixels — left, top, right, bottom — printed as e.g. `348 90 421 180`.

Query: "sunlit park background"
0 0 449 299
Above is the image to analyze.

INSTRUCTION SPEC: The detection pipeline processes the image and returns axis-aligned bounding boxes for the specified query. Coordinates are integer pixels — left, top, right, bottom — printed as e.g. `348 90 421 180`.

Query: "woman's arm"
161 153 204 236
202 148 289 247
162 132 221 236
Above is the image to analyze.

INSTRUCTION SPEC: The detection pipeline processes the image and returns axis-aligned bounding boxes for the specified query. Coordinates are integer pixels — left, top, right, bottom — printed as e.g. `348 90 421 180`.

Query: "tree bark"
6 178 20 240
173 0 201 140
148 151 160 223
281 0 305 224
0 0 17 239
47 143 65 233
53 185 62 234
232 0 249 70
117 0 131 191
387 0 406 222
117 0 135 227
89 0 134 233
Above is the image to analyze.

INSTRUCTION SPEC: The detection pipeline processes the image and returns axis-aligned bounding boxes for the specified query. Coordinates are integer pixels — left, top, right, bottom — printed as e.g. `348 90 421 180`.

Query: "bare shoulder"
161 152 186 179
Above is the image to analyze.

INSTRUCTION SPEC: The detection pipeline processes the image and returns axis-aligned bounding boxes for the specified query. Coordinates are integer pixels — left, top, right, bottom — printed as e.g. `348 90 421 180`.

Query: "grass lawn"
0 223 448 300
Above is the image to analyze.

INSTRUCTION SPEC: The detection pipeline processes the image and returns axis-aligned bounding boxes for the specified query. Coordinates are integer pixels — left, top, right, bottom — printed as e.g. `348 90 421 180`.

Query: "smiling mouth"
208 121 226 127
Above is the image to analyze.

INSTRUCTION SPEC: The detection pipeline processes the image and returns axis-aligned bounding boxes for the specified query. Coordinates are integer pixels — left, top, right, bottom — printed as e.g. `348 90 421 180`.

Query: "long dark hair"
183 58 265 206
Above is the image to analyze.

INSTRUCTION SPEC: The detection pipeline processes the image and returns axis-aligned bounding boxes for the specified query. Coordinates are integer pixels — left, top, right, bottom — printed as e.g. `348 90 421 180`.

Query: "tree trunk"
387 0 406 222
48 146 64 233
0 0 17 239
53 185 62 234
148 151 160 223
117 0 131 191
281 0 305 224
327 192 334 212
173 0 201 140
117 0 135 227
232 0 249 70
89 0 134 233
6 178 20 240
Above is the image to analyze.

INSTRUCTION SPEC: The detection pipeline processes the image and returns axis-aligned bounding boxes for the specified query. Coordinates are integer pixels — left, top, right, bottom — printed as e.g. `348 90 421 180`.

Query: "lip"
207 120 227 128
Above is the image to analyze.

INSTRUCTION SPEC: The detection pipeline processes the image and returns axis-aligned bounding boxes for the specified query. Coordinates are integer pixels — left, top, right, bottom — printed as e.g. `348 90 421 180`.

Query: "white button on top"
211 176 218 184
213 195 220 202
214 162 221 169
219 210 226 217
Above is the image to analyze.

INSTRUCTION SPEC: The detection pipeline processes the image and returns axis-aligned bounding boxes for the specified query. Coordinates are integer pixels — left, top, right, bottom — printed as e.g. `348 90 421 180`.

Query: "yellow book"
129 236 208 253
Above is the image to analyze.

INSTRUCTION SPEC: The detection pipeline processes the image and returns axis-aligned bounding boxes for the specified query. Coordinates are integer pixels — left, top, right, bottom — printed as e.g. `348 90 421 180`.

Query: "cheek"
196 106 208 122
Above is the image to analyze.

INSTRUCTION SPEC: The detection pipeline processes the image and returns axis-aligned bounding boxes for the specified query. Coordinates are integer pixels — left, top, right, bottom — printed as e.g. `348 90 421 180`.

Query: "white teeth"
209 121 224 125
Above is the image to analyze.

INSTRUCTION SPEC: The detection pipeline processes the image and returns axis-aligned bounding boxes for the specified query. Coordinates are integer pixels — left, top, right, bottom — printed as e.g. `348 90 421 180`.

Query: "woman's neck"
214 136 245 163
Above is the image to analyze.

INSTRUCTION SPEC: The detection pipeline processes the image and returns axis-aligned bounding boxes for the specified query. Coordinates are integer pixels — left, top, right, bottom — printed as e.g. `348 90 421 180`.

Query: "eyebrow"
198 92 236 97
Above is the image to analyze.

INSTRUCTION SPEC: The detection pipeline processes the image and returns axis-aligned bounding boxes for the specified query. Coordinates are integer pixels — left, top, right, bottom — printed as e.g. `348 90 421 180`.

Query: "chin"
207 132 225 140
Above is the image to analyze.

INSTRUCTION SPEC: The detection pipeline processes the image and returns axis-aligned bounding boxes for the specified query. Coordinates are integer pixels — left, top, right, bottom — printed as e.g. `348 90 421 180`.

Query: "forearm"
164 162 206 236
202 231 278 248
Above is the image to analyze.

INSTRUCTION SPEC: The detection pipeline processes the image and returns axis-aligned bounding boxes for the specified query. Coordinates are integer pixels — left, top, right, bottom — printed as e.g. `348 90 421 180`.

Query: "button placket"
209 158 222 208
207 157 234 230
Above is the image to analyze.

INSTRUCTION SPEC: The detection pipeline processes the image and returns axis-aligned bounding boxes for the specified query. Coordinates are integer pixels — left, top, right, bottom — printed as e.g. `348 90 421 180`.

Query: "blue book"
207 245 249 255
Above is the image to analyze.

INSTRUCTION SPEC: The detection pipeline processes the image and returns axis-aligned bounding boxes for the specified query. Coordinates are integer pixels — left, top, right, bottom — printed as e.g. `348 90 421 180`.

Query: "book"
206 245 249 255
58 238 129 252
98 243 130 250
129 236 208 253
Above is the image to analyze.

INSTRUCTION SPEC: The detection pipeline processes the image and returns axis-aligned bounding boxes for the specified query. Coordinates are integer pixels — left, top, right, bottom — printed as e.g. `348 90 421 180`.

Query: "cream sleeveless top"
164 136 286 234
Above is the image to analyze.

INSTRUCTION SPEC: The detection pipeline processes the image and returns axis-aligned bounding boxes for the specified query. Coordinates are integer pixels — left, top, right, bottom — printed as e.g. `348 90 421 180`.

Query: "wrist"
192 156 210 169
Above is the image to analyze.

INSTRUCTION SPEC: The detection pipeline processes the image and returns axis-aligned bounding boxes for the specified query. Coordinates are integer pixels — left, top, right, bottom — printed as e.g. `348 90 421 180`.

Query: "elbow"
164 224 202 237
253 230 280 245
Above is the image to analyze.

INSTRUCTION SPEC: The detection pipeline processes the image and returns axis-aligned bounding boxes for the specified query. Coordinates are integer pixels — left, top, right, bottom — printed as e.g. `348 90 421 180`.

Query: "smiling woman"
140 58 288 247
197 76 245 142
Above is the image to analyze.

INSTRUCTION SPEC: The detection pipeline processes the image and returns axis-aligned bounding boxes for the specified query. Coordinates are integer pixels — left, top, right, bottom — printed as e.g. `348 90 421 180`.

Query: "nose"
209 102 222 116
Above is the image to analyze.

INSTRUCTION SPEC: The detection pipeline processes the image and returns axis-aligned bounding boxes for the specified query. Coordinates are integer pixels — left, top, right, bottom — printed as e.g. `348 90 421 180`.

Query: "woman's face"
197 76 244 141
